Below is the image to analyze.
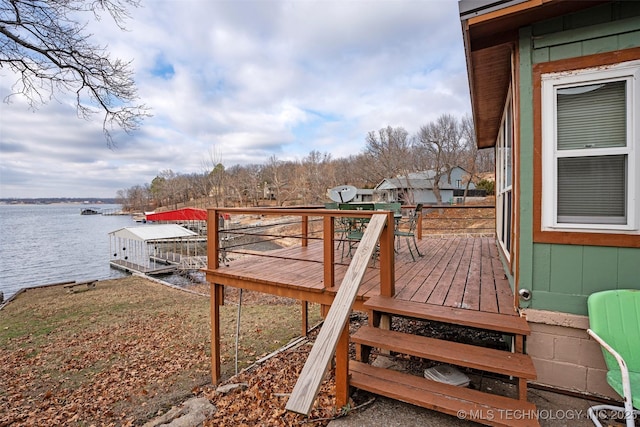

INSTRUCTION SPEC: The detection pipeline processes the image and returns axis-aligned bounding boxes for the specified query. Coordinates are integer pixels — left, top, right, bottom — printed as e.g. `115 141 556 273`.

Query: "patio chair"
339 203 376 261
394 204 424 261
326 202 350 257
587 289 640 427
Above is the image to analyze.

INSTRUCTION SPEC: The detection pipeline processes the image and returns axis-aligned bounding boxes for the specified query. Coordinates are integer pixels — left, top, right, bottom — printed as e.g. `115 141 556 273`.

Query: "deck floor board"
410 237 463 304
206 236 517 316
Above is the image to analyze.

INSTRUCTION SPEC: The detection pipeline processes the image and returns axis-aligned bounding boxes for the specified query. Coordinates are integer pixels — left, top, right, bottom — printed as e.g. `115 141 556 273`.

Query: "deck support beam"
335 323 350 409
302 216 309 247
321 215 335 318
301 301 309 336
379 211 395 298
210 282 223 384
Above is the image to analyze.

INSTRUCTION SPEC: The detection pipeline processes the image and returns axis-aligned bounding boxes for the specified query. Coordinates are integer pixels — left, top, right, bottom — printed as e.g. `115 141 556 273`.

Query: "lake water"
0 204 137 300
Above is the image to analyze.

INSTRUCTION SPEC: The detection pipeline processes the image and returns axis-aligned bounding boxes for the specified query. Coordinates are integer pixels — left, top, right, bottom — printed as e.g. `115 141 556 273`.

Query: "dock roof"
108 224 198 242
145 208 207 222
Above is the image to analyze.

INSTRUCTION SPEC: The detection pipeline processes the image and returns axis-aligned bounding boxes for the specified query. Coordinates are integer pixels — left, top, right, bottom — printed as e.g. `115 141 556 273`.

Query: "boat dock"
109 259 178 276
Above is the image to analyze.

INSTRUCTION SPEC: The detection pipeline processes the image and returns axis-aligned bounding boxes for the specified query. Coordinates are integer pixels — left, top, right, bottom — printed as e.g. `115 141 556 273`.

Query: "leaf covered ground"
0 276 325 426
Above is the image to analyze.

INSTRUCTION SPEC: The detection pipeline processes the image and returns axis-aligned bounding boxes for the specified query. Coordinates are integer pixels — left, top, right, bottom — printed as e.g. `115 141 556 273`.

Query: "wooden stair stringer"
349 294 539 426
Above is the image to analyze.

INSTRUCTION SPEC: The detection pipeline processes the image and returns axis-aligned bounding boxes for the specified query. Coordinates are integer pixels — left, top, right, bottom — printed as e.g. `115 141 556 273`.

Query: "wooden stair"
348 295 540 427
350 361 539 427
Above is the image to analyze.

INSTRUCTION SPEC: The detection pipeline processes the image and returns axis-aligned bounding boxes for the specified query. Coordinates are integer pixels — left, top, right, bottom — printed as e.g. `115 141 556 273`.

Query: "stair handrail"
285 213 388 415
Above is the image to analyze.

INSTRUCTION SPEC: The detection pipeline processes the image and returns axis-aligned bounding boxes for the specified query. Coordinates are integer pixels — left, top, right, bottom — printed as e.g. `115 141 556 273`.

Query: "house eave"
460 0 611 149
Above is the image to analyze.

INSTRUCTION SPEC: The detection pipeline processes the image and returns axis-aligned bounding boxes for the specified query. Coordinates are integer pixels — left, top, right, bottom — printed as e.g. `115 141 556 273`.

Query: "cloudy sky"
0 0 471 199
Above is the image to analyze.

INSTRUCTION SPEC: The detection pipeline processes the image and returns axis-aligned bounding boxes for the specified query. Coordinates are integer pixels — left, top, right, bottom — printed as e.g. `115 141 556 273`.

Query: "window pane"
557 155 627 224
505 104 512 188
557 81 626 150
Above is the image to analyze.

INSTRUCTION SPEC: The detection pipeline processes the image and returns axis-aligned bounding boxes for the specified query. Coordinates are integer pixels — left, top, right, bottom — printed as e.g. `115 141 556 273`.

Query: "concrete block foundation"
522 309 620 401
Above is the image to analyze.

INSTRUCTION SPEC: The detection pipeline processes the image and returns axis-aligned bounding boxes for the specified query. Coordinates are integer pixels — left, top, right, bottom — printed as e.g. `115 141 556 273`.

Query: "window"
496 95 513 258
541 60 639 233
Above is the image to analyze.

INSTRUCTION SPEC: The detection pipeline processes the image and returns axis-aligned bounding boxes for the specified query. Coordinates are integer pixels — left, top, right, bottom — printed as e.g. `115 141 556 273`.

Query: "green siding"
529 244 639 315
582 247 619 295
531 12 640 64
528 291 587 315
531 244 551 292
517 26 535 299
582 34 620 55
618 249 640 288
515 2 640 316
549 245 583 295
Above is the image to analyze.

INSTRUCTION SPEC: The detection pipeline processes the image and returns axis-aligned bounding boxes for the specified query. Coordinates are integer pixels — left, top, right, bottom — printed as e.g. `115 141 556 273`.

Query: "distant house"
353 188 374 203
460 0 640 399
374 166 475 204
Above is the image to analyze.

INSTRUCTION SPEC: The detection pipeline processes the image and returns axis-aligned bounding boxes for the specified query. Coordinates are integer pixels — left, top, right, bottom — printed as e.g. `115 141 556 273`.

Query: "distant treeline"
118 117 495 212
0 198 118 205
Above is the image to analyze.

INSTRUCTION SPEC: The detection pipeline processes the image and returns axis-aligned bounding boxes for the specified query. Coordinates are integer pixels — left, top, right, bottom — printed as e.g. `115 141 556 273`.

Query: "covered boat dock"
109 224 206 275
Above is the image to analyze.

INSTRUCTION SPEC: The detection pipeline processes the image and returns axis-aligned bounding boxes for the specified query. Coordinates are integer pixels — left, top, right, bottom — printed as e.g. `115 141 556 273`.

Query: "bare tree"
0 0 149 146
459 114 479 203
476 148 496 174
414 114 465 205
301 150 333 205
118 183 150 212
200 146 227 207
264 155 301 206
227 164 265 207
155 169 180 209
361 126 413 183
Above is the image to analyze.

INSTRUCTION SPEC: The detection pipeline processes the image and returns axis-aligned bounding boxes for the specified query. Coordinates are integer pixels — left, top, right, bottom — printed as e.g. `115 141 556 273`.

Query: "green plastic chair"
338 203 376 261
587 289 640 427
394 203 423 261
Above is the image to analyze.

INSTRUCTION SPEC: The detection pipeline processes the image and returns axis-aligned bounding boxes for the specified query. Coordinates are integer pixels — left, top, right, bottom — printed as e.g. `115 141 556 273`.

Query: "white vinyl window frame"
541 60 640 234
496 90 513 259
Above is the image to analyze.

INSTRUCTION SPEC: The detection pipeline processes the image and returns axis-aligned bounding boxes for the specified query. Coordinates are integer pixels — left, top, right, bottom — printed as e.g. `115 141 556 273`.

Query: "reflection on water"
0 204 135 299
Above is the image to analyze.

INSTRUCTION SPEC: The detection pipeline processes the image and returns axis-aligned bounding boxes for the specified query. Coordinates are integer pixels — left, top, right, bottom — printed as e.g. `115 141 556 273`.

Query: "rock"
215 382 249 395
372 355 404 371
143 397 216 427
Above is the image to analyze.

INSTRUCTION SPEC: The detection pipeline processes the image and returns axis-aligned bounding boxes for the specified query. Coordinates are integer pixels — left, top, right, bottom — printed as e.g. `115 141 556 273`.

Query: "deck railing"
205 205 496 409
206 207 396 390
206 207 397 295
285 214 388 415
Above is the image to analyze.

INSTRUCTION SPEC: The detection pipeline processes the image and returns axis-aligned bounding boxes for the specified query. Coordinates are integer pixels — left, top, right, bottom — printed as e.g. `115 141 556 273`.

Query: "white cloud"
0 0 470 198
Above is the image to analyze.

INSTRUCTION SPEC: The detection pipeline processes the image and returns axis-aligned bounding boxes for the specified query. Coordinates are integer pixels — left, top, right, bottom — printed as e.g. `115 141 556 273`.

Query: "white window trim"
496 89 513 259
541 60 640 234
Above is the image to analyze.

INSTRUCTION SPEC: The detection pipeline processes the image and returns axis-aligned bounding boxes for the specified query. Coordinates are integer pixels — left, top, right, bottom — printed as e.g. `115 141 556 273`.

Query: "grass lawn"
0 276 322 426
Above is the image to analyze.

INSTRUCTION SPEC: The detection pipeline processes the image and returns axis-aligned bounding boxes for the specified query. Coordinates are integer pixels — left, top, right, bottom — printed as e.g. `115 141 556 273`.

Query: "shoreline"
0 273 209 312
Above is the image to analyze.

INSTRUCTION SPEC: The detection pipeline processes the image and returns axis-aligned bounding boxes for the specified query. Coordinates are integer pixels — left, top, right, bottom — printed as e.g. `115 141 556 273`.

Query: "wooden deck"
204 208 538 426
206 235 517 316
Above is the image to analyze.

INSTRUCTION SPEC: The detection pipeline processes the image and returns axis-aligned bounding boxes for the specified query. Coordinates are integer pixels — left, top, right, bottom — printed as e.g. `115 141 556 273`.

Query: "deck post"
379 211 395 298
322 215 335 317
302 215 309 247
335 322 350 409
417 210 423 240
207 209 220 270
301 301 309 336
378 213 394 356
210 282 222 384
207 209 223 384
323 215 335 288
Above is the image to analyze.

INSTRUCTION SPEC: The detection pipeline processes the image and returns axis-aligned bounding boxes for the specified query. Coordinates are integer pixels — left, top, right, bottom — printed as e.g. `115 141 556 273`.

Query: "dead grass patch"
0 276 322 426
